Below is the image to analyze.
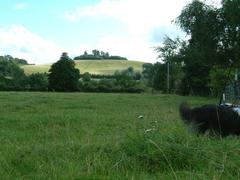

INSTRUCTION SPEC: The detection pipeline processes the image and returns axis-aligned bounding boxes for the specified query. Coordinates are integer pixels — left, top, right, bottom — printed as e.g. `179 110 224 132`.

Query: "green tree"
27 73 49 91
176 0 220 95
219 0 240 65
3 55 28 65
152 0 240 96
81 72 91 82
142 63 154 86
115 67 134 87
155 36 183 63
92 49 100 57
153 36 184 93
0 56 26 90
48 52 80 92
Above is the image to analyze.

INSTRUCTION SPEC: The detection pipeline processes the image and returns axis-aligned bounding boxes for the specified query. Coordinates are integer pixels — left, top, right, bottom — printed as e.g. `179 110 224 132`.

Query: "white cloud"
15 3 29 10
64 0 188 35
63 0 191 62
0 25 63 64
63 0 222 62
93 35 156 61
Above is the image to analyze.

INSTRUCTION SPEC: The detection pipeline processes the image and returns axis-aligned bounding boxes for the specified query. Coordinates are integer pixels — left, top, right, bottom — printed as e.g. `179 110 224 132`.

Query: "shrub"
27 73 49 91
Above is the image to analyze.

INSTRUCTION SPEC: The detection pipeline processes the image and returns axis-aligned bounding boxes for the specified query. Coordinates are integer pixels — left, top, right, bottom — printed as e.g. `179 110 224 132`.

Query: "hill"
22 60 146 75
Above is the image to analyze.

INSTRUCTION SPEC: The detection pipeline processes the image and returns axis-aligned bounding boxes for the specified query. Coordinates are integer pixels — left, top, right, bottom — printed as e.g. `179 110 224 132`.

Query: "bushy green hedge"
79 68 144 93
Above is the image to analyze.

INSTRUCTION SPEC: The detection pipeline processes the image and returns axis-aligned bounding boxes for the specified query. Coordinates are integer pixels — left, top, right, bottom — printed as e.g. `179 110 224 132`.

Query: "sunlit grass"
22 60 146 75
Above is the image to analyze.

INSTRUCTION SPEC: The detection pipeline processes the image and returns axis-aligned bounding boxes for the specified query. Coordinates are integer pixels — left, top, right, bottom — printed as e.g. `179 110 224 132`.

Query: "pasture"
22 60 145 75
0 92 240 179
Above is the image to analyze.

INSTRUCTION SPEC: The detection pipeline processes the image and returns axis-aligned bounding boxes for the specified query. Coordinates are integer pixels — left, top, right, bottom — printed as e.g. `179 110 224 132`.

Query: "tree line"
73 49 128 60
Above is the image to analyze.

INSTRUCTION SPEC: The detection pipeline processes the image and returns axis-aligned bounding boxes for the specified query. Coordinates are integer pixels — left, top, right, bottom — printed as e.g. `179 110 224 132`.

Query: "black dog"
179 102 240 136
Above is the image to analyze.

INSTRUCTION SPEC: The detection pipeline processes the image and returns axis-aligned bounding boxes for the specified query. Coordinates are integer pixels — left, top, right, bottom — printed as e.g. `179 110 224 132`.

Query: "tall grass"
0 92 240 179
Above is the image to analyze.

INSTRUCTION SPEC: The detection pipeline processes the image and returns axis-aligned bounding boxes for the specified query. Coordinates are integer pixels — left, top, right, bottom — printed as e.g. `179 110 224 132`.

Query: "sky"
0 0 221 64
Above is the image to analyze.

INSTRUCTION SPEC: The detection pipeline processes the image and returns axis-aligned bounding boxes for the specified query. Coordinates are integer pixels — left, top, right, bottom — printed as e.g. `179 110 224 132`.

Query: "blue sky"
0 0 220 64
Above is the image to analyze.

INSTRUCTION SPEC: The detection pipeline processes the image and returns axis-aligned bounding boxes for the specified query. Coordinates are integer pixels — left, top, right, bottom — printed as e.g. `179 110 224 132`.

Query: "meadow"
1 92 240 179
22 60 145 75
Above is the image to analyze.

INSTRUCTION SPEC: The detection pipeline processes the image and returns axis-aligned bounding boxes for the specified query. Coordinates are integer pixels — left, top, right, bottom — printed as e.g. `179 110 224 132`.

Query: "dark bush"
27 73 49 91
0 57 27 91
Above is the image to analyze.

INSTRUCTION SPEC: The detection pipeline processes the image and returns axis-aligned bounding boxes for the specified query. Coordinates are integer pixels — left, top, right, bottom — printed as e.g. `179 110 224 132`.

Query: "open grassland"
1 92 240 179
22 60 146 75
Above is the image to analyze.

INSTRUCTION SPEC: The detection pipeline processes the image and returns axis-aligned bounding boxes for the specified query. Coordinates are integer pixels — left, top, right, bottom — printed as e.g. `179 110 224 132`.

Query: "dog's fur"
179 102 240 136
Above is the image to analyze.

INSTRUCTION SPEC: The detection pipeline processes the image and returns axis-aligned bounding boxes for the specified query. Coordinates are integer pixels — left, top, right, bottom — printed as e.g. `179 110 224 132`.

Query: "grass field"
22 60 146 75
1 92 240 179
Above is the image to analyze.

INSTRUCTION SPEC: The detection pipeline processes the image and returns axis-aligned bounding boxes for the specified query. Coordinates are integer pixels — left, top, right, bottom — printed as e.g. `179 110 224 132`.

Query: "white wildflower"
145 129 152 133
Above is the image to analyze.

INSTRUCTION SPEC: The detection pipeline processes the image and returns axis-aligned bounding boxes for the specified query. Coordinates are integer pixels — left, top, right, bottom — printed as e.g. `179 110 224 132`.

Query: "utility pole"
167 62 170 93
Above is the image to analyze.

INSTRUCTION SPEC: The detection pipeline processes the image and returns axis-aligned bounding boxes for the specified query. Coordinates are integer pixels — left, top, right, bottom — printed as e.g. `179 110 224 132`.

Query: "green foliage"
155 0 240 96
98 79 116 92
74 49 128 60
155 36 183 63
208 66 235 97
181 61 211 96
152 63 164 91
143 36 184 93
220 0 240 64
142 63 154 86
153 36 184 93
114 67 144 92
27 73 49 91
79 67 144 93
82 80 99 92
81 72 91 82
175 1 221 95
48 53 80 92
0 57 27 90
0 56 48 91
176 0 240 66
114 68 135 89
151 63 182 93
1 55 28 65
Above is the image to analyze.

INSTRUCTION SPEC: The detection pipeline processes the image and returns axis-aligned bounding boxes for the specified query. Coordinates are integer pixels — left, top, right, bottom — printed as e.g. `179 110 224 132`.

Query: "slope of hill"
22 60 147 75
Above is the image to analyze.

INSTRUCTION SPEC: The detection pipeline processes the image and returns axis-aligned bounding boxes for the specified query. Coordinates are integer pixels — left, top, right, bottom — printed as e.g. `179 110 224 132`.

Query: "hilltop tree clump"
73 49 128 60
48 52 80 92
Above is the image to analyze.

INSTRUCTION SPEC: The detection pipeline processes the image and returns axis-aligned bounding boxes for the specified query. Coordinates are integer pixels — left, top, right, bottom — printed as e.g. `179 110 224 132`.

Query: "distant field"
22 60 146 75
1 92 239 179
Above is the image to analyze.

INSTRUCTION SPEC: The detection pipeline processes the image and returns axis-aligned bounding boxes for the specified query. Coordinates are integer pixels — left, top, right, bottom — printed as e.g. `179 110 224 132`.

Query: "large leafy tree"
219 0 240 64
48 52 80 92
152 0 240 95
0 56 26 90
176 0 221 95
